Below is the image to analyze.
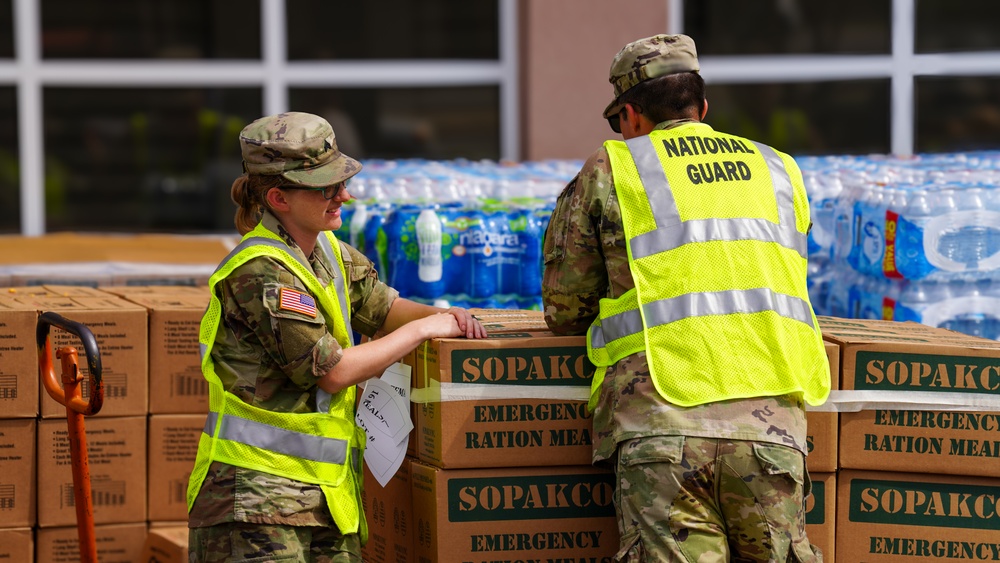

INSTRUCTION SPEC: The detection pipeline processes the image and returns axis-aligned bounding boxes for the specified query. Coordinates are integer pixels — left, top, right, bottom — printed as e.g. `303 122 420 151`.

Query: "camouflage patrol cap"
239 111 362 187
603 34 700 118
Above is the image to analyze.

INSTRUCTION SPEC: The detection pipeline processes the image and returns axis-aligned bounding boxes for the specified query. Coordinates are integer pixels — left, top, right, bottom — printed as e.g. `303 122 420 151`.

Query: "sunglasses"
607 103 641 134
607 111 623 134
280 181 348 200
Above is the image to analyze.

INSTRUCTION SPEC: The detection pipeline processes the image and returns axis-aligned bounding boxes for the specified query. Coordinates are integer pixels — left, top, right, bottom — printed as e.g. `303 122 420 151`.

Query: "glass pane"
286 0 498 60
917 0 1000 53
916 76 1000 153
44 87 262 232
683 0 891 55
0 87 17 233
41 0 260 59
705 80 890 156
0 0 12 58
289 86 499 160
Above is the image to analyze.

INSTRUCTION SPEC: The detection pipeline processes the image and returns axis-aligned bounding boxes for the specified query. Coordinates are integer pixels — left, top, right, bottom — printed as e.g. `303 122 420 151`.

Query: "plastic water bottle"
361 204 389 279
416 208 443 283
349 201 368 250
517 204 544 298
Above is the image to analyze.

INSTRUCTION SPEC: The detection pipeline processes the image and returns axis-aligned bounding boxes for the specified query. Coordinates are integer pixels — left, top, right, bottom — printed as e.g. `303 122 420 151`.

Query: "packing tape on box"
409 384 1000 413
805 389 1000 413
410 383 590 404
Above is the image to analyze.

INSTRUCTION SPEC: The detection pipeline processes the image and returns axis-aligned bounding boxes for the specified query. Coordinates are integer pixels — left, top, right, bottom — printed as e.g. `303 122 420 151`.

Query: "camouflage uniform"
542 35 822 563
188 112 387 562
187 210 397 562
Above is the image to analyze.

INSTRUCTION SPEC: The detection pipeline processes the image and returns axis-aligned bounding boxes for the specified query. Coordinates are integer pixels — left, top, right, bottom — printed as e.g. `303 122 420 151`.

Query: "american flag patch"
279 287 317 318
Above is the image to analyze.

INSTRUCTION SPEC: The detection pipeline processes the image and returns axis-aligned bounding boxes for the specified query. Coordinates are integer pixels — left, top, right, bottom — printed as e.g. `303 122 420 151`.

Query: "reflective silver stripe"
215 413 348 465
199 343 207 360
631 217 807 259
595 307 645 346
591 288 815 352
624 135 807 260
752 142 795 228
626 136 679 227
589 325 606 349
643 288 815 329
318 235 352 331
203 411 219 436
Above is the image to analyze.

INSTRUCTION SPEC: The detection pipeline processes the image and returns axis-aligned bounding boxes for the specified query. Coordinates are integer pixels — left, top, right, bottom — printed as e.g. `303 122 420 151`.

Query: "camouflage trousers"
188 523 361 562
612 436 821 563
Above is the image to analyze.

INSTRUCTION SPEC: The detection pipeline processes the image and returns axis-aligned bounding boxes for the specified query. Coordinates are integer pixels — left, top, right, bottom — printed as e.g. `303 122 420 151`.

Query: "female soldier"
187 112 486 561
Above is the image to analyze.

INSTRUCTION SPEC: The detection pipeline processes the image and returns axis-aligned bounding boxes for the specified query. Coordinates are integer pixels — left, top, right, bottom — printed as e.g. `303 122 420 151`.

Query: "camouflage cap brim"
603 98 626 119
281 151 363 187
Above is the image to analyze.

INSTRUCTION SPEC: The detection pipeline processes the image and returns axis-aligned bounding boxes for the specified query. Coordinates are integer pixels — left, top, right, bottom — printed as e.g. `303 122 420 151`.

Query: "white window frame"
5 0 519 235
669 0 1000 159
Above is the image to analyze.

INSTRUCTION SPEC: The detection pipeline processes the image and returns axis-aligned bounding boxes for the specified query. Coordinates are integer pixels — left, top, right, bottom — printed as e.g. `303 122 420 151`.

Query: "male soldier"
541 35 830 562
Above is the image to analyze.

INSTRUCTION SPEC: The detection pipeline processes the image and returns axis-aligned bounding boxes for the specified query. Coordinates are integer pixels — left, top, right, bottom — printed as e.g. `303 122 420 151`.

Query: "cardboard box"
410 323 595 468
361 457 414 563
0 527 32 562
820 317 1000 478
35 522 147 563
122 294 208 414
139 525 188 563
0 298 40 417
18 295 149 418
1 284 111 298
8 269 114 288
0 419 36 527
148 414 205 522
837 469 1000 562
0 232 234 266
805 471 835 563
410 461 620 562
108 270 211 287
37 416 147 527
467 308 550 333
806 341 839 472
99 285 210 298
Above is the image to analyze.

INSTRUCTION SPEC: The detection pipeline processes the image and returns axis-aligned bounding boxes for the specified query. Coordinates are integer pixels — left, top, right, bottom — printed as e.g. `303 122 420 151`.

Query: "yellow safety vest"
587 123 830 409
187 224 367 541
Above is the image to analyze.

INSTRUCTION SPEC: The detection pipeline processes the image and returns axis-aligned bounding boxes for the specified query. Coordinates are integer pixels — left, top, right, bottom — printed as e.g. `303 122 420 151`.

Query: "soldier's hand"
445 307 487 339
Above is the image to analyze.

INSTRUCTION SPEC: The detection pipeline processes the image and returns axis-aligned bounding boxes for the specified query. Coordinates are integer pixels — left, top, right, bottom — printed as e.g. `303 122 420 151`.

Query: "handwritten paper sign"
356 362 413 486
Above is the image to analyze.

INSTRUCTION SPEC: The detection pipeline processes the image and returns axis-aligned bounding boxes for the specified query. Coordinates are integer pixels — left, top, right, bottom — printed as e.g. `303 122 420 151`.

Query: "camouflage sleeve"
340 240 399 338
221 256 342 390
542 148 611 336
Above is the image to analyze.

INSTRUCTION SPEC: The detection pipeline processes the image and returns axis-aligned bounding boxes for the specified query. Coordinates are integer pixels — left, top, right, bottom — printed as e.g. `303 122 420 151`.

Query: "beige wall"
519 0 670 160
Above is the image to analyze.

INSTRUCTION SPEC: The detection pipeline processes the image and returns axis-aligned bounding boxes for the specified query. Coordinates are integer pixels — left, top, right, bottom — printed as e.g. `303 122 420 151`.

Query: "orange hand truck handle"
36 311 104 416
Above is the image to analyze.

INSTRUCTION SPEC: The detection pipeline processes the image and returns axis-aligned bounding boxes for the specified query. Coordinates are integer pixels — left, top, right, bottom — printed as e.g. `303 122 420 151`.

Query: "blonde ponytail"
230 173 284 235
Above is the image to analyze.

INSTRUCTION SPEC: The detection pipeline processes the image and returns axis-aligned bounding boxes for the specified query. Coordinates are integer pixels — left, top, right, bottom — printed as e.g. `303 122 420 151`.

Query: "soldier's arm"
317 307 463 394
542 151 609 335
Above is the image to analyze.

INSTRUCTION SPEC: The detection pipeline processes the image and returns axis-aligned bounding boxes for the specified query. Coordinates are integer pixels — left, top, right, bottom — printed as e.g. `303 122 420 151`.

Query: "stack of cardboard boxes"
4 275 999 562
805 340 840 561
362 309 621 562
819 317 1000 562
0 284 208 562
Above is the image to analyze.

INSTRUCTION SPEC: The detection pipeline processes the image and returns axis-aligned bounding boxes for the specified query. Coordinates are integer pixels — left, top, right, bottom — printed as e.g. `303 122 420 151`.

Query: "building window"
705 80 890 156
43 87 261 232
684 0 890 56
916 0 1000 53
290 86 500 160
40 0 261 59
0 87 17 233
286 0 498 60
678 0 1000 157
916 76 1000 153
